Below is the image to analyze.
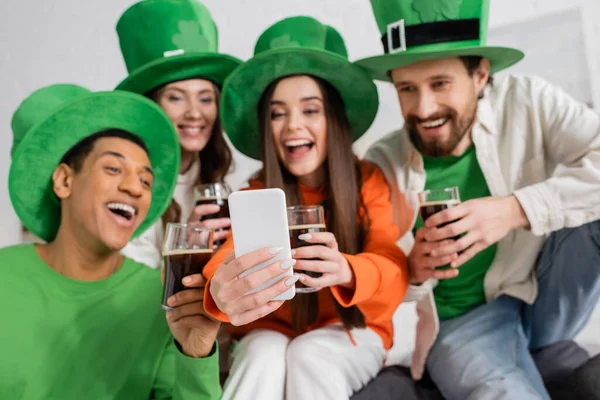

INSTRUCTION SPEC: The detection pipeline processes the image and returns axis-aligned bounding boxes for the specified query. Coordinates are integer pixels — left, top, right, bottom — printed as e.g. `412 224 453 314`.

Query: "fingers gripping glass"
161 223 214 311
418 187 461 228
287 205 326 294
418 187 462 270
194 183 231 249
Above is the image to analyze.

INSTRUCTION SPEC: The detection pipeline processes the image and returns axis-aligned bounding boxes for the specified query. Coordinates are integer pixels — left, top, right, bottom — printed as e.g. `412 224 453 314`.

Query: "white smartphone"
228 188 295 301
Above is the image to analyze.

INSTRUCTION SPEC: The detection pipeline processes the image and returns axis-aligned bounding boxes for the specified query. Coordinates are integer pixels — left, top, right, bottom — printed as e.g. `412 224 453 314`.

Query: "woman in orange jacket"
199 16 409 400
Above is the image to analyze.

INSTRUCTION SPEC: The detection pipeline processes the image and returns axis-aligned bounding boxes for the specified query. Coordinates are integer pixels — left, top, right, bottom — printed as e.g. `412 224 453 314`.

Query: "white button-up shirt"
366 74 600 379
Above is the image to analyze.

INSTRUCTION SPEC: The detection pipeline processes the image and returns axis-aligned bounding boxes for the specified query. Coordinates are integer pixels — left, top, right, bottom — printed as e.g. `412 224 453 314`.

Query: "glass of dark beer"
418 187 461 238
194 183 231 249
287 205 326 294
161 223 214 311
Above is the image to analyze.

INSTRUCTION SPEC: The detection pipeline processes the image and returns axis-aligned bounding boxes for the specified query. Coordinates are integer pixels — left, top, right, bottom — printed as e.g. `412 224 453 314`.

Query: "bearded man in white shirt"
356 1 600 399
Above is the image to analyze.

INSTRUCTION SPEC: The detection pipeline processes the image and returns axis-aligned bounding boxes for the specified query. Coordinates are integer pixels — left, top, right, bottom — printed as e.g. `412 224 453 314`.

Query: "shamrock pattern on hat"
269 34 301 50
412 0 462 22
171 20 210 52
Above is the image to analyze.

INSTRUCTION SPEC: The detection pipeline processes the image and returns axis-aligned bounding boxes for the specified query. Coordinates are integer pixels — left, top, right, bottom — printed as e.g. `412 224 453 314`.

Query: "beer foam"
420 200 461 207
163 248 214 256
289 224 326 230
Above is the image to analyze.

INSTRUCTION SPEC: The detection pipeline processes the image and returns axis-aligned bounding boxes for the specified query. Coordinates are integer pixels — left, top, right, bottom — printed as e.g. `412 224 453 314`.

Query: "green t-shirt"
0 244 222 400
414 146 497 319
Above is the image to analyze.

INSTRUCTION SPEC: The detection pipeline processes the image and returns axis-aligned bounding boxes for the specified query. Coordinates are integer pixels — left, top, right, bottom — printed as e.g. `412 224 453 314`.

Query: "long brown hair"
258 75 367 332
147 81 233 226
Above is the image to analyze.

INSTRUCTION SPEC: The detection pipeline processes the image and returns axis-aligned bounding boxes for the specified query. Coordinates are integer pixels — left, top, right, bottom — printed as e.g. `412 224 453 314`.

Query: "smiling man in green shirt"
360 0 600 399
0 84 222 399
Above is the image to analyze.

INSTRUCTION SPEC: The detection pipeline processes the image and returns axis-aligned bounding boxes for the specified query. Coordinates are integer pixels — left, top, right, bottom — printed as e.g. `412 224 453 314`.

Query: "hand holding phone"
228 188 296 301
209 247 298 326
208 189 298 326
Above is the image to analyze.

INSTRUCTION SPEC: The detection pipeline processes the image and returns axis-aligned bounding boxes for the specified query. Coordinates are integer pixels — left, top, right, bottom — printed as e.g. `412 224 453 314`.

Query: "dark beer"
162 249 213 310
289 224 326 290
196 196 230 220
196 196 229 248
420 200 461 239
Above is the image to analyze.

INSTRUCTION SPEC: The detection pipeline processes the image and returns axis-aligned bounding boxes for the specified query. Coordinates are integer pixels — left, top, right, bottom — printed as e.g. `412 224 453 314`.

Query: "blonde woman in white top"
115 0 242 268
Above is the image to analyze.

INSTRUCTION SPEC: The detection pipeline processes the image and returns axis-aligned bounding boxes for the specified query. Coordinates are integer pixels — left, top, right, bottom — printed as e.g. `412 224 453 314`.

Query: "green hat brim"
9 91 180 242
356 45 524 82
221 48 379 160
116 52 242 94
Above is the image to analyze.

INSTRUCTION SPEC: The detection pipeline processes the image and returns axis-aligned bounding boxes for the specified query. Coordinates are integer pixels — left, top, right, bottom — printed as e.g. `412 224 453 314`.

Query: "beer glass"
162 223 214 311
418 187 461 224
419 187 462 269
287 205 326 294
194 183 231 249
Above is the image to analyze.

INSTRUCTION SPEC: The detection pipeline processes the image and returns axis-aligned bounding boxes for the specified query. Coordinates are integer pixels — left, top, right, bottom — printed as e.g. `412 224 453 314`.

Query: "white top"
366 74 600 379
121 157 200 269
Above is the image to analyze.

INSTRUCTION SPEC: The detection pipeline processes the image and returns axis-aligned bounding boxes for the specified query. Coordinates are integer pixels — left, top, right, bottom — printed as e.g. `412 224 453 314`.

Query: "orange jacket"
203 161 409 349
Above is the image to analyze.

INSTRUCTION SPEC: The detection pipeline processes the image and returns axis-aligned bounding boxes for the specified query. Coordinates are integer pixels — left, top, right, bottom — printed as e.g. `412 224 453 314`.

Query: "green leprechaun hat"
220 16 379 160
9 84 180 242
356 0 524 82
116 0 241 94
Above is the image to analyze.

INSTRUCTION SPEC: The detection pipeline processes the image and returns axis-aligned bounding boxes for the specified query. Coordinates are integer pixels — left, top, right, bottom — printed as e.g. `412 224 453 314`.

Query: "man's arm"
513 77 600 236
151 340 222 400
151 272 222 399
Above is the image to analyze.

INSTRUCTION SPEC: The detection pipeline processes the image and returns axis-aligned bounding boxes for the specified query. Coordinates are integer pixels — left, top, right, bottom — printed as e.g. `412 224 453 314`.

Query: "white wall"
2 0 600 247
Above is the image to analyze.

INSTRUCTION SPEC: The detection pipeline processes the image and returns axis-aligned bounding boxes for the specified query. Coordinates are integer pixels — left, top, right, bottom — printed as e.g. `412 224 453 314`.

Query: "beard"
407 101 478 157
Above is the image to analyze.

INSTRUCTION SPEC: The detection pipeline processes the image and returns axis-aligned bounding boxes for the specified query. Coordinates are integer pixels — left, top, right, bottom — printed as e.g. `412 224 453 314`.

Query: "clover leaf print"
413 0 462 22
171 20 210 51
269 34 301 50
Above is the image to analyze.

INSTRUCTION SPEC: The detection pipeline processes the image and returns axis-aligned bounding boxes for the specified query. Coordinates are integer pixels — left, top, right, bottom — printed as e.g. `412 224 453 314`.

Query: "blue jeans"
426 221 600 400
